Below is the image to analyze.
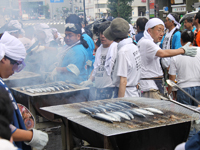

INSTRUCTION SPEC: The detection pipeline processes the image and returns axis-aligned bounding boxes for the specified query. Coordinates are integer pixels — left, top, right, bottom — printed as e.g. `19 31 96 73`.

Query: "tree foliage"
107 0 133 23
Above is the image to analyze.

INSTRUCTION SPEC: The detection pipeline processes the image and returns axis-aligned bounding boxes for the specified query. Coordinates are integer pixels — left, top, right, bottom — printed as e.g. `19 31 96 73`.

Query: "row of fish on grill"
20 81 75 94
80 101 164 123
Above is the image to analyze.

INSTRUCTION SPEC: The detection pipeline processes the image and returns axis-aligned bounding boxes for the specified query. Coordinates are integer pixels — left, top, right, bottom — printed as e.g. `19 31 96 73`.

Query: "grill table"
3 71 42 88
41 97 199 150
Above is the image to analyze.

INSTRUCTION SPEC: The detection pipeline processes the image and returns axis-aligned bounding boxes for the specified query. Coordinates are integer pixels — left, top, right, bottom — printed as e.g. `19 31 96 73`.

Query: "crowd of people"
0 10 200 149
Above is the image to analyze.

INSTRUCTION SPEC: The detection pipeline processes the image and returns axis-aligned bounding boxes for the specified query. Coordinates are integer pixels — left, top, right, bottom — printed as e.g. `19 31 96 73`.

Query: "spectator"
184 17 196 32
51 28 64 46
135 17 148 42
193 10 200 46
160 13 182 69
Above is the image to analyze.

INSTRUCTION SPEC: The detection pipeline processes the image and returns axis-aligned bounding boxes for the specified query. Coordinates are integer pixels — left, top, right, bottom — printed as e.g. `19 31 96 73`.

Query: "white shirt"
93 43 118 88
161 27 176 68
112 38 141 97
138 37 163 91
169 47 200 88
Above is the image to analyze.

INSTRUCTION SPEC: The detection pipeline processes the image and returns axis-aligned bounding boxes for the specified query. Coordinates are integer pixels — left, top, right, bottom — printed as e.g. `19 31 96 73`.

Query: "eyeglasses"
157 30 165 34
5 56 26 72
151 27 165 34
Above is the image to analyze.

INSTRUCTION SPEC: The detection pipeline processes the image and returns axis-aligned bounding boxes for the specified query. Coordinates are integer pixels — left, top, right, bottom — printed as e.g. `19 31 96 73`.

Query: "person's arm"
156 48 185 58
89 69 95 81
168 74 176 95
12 128 33 142
56 67 68 73
118 77 127 98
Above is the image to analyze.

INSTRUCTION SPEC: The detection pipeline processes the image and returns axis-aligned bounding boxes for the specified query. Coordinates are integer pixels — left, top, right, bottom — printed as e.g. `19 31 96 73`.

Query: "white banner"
174 0 183 4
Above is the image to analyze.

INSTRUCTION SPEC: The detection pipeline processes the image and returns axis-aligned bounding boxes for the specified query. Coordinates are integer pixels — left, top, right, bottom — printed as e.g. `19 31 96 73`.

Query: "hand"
45 68 57 82
80 79 93 87
182 42 197 57
25 129 48 150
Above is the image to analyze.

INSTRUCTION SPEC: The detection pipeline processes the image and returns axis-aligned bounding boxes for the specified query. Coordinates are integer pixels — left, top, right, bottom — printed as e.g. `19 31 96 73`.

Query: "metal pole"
72 0 74 14
167 79 200 105
83 0 86 26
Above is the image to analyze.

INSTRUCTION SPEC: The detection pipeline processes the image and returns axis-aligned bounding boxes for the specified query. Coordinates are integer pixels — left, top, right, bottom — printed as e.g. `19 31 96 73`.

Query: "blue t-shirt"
192 27 196 33
59 44 88 84
160 30 182 49
82 33 95 75
0 78 31 150
135 31 144 42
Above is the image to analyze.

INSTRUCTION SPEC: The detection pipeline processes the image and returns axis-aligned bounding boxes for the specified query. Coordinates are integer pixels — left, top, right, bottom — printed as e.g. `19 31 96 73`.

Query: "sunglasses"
5 56 26 72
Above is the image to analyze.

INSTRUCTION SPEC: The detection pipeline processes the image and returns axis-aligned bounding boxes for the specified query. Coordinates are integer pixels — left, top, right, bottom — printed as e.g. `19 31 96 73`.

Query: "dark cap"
103 18 129 41
65 23 81 34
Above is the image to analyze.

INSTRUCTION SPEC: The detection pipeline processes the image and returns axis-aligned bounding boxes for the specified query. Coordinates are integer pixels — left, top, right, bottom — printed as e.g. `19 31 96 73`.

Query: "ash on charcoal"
43 126 62 150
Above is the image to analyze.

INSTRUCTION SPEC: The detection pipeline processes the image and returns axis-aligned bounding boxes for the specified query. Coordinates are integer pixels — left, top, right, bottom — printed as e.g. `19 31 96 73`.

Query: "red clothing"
193 29 200 46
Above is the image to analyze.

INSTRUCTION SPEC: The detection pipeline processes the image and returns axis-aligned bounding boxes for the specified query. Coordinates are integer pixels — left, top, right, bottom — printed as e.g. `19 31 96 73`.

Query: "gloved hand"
24 129 48 150
174 142 185 150
182 42 197 57
86 60 93 67
80 79 93 87
45 68 57 82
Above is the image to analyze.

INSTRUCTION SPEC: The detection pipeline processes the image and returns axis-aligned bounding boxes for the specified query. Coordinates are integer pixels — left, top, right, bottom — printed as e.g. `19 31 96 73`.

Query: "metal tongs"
164 79 200 114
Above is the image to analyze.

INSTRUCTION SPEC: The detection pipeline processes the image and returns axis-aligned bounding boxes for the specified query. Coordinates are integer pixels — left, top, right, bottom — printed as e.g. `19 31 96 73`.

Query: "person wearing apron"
0 32 48 150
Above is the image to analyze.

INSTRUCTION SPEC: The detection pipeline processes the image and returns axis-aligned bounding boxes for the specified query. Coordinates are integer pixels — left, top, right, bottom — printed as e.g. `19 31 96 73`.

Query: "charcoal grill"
41 97 200 150
11 81 90 122
3 70 42 88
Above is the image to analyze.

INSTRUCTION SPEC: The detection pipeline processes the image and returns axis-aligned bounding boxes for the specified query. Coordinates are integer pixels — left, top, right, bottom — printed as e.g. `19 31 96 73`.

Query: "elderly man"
48 23 88 84
138 18 197 99
104 18 141 97
184 17 196 32
0 32 48 150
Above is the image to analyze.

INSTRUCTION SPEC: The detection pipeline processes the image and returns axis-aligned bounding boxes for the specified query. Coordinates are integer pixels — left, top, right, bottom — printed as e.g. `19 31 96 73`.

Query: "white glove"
80 79 93 87
182 42 197 57
24 129 48 150
45 68 57 82
174 142 185 150
86 60 93 67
